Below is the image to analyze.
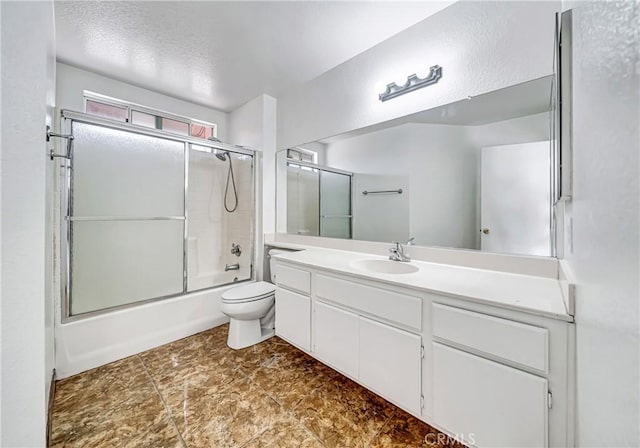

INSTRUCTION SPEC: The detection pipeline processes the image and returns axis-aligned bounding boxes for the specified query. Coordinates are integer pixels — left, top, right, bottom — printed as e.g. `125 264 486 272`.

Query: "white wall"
228 94 278 280
277 1 559 150
408 124 477 249
56 63 229 141
1 1 56 445
563 2 639 446
467 112 550 148
323 114 549 250
229 94 278 232
327 123 477 249
352 174 410 242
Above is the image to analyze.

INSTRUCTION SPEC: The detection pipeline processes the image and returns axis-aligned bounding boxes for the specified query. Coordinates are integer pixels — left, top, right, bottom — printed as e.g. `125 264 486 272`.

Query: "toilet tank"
267 248 296 283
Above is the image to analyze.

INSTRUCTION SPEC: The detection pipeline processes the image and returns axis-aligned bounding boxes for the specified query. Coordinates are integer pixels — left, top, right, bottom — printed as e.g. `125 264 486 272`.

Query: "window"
83 92 217 140
85 100 128 122
191 123 215 140
287 147 318 164
131 110 189 136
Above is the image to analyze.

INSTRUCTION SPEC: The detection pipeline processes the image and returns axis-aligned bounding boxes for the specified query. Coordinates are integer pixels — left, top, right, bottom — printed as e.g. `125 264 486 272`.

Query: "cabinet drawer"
274 263 311 294
315 274 422 331
433 304 548 373
275 287 310 351
433 343 548 447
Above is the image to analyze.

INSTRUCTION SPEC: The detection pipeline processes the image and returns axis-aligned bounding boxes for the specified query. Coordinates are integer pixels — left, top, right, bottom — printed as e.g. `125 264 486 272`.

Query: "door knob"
481 228 490 235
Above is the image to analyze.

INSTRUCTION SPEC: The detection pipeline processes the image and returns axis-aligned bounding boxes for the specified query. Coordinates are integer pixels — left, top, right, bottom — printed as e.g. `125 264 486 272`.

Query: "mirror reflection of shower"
214 149 238 213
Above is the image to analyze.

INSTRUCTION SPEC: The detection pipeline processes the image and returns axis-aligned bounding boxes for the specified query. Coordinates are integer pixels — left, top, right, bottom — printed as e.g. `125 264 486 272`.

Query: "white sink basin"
350 259 420 275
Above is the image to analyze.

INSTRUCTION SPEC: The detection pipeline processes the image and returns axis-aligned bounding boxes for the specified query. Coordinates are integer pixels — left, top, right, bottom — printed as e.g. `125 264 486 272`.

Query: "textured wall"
1 1 56 445
563 1 640 446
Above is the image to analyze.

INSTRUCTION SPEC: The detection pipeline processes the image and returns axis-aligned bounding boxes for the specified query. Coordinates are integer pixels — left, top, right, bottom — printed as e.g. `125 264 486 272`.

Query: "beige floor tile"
172 376 285 447
294 375 394 447
369 410 466 448
54 356 155 416
242 416 325 448
51 392 178 448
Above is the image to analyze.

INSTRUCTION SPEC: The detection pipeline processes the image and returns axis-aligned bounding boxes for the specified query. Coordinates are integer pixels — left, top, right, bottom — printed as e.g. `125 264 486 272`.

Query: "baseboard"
47 368 56 447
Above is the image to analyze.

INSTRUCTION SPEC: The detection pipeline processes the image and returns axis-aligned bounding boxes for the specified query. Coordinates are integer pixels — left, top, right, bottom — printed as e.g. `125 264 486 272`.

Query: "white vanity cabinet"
314 300 359 377
273 263 311 351
433 343 548 447
314 272 424 414
358 316 422 414
272 257 574 448
274 287 310 351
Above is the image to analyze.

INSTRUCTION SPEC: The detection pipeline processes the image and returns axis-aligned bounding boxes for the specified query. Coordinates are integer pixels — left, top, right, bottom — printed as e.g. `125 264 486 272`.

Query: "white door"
433 343 548 448
359 316 422 415
480 141 551 256
314 301 359 378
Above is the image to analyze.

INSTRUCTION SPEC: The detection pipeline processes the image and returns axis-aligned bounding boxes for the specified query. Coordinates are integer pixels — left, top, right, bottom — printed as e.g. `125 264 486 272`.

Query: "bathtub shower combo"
57 110 255 320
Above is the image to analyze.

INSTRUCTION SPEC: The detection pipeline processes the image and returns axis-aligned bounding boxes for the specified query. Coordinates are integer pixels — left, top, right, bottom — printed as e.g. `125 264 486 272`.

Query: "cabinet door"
433 343 548 448
359 316 422 415
314 301 359 378
275 287 310 351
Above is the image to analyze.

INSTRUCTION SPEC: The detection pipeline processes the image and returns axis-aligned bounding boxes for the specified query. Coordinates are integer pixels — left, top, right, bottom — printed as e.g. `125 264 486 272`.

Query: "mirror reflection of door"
480 141 551 256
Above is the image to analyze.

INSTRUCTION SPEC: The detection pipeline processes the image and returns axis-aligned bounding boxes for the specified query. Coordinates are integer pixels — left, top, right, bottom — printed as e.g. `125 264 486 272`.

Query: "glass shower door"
320 170 352 239
68 122 186 315
286 164 320 236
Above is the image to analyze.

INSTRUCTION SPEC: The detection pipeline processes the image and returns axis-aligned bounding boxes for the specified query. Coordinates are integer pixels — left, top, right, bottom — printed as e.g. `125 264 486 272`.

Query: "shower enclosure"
58 110 255 319
286 160 352 239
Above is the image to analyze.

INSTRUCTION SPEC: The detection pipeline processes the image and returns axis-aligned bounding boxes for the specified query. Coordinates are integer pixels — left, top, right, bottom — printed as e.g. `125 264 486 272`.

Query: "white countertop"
271 247 573 322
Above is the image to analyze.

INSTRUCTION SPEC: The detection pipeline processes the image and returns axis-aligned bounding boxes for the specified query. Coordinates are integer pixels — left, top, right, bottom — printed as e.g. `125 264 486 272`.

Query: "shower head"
215 151 228 162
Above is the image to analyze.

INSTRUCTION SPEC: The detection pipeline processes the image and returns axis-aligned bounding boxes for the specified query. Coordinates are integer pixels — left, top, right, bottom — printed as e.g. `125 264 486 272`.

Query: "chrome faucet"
389 241 411 262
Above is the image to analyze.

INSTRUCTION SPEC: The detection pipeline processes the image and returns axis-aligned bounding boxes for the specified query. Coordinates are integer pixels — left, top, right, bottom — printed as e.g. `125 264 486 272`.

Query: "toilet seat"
221 281 276 304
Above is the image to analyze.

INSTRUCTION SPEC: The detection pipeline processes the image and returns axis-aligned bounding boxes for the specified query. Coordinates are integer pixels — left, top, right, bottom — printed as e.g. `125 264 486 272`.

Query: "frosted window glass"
71 122 185 217
191 123 214 140
131 110 157 128
186 148 254 291
320 171 351 239
162 117 189 136
70 220 184 315
86 100 128 122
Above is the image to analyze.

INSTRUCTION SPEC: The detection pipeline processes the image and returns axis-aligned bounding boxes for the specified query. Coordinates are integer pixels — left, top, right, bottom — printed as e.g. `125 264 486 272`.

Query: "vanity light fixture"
378 65 442 102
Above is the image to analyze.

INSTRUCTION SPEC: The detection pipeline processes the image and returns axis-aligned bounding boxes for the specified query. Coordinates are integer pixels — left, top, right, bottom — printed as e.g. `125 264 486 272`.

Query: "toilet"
219 248 289 349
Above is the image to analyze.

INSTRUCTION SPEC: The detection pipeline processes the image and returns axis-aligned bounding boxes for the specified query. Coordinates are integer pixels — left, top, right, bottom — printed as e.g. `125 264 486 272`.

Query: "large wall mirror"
276 76 557 257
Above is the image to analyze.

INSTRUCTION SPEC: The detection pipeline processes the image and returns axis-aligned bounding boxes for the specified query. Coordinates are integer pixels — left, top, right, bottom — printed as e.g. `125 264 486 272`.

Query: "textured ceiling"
54 1 453 112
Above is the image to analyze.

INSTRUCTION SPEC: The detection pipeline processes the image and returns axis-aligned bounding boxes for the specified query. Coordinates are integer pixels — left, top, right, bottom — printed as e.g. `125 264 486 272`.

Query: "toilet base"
227 318 275 350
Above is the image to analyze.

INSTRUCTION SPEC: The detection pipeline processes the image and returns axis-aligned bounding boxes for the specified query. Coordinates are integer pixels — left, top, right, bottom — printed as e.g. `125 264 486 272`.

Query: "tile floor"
51 324 465 448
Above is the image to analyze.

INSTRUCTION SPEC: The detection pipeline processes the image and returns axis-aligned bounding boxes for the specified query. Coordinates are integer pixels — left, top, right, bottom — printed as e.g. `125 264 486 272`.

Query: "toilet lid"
221 281 276 303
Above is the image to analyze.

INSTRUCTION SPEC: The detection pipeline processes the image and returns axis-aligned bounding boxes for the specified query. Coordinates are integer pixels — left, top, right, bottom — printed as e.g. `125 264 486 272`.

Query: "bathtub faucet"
225 263 240 271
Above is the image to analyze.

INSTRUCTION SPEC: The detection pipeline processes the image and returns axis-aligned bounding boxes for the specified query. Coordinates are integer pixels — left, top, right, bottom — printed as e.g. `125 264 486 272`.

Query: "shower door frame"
285 159 354 238
58 109 257 322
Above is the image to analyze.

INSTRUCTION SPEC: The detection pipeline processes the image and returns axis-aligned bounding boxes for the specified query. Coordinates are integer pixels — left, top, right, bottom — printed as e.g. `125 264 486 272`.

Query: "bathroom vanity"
271 247 574 448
